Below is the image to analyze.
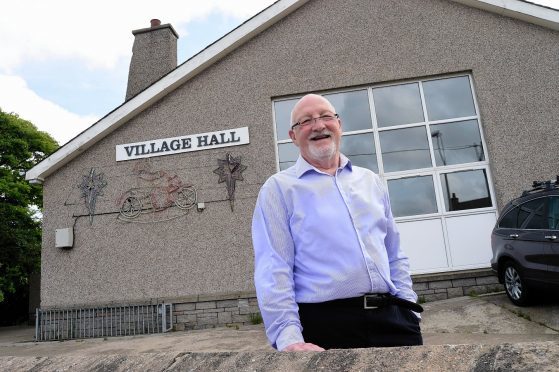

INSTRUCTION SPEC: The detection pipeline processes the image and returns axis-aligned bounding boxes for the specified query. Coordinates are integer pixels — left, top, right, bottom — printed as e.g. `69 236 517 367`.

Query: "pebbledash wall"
29 0 558 333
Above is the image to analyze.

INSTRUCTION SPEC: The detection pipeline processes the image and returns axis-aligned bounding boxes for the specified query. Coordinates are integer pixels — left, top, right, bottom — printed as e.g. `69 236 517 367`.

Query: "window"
548 197 559 230
440 170 492 212
500 198 547 229
278 142 298 171
340 133 378 173
379 127 431 172
430 120 484 166
324 90 372 132
387 176 438 217
499 206 520 228
422 76 476 121
373 83 424 127
522 199 547 229
273 74 493 219
273 99 297 141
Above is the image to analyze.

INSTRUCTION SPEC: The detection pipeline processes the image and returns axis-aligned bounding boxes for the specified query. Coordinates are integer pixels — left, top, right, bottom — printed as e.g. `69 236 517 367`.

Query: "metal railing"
35 303 172 341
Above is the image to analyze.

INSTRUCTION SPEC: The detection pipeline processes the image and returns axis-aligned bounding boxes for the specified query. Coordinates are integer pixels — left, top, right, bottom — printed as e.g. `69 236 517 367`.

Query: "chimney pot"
150 19 161 27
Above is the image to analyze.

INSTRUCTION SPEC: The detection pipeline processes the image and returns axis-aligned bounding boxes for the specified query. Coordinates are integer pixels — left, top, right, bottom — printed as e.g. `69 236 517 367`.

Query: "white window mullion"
368 87 385 178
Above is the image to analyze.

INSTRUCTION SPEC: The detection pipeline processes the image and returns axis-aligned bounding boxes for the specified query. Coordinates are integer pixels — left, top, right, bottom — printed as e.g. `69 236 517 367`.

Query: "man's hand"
282 342 325 352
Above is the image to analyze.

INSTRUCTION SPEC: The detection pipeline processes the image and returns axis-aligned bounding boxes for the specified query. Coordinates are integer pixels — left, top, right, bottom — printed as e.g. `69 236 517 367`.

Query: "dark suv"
491 178 559 306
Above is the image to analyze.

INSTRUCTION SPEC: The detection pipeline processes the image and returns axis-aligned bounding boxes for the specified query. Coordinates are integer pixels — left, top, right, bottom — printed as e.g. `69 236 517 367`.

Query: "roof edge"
25 0 558 183
450 0 559 31
25 0 310 182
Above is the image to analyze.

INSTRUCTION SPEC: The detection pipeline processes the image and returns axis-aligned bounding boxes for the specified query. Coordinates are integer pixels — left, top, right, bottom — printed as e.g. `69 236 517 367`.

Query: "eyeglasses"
291 114 339 130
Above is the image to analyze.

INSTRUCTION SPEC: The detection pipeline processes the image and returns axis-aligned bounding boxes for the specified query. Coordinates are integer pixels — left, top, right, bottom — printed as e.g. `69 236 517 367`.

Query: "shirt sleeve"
252 179 304 350
378 178 418 306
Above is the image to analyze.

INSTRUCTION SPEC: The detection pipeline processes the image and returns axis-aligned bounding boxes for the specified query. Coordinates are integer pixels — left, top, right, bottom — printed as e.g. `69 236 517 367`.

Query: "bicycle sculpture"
117 161 197 222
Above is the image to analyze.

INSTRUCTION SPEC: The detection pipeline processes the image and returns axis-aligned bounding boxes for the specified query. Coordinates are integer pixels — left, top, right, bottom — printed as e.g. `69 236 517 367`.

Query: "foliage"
0 108 58 310
249 312 263 325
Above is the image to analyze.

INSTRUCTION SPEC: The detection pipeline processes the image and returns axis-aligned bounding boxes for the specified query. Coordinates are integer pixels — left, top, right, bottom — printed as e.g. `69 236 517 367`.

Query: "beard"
307 135 338 162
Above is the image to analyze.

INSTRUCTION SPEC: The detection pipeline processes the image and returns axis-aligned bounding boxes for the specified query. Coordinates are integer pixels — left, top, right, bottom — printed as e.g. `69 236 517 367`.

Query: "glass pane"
548 197 559 230
278 142 299 171
423 76 476 121
430 120 484 166
499 207 519 228
340 133 378 173
373 83 424 127
379 127 432 172
525 202 546 229
440 169 492 212
518 205 532 227
274 98 298 141
518 198 546 229
324 90 372 132
387 176 438 217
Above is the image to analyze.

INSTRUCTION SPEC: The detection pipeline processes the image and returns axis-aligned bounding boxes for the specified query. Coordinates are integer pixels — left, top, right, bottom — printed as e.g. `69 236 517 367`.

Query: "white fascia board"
25 0 309 182
451 0 559 31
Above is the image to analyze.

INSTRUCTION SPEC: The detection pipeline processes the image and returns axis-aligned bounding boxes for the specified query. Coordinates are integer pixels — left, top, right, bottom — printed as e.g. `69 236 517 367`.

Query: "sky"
0 0 557 145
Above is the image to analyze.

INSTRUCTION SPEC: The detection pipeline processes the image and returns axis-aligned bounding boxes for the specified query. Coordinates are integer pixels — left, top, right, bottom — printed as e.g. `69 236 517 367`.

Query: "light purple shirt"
252 154 417 350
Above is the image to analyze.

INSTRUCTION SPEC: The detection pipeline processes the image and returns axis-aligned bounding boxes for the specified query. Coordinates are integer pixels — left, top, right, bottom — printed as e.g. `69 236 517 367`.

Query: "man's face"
289 95 342 166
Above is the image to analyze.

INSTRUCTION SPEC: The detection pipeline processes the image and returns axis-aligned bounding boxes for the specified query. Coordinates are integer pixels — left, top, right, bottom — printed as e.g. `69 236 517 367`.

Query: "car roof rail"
521 176 559 196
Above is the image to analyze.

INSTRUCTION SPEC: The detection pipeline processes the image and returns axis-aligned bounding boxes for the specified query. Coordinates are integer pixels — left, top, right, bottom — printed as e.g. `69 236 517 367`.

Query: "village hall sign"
116 127 249 161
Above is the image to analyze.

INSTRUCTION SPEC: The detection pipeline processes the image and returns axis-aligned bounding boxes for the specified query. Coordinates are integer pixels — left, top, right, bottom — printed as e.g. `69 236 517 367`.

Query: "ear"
288 129 299 147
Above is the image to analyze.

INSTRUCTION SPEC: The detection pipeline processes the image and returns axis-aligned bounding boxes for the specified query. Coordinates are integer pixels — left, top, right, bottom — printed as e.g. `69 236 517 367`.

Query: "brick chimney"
125 19 179 101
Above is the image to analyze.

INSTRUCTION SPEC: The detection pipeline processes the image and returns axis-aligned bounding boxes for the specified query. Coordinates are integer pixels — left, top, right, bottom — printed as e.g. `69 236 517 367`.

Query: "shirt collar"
294 153 352 178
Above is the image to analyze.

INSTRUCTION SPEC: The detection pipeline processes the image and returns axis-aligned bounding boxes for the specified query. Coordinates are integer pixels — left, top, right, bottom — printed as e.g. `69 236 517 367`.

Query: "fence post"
34 308 39 341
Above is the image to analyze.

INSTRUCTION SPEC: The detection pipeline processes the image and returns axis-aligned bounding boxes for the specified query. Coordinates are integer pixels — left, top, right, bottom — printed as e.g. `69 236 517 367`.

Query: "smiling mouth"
310 134 331 141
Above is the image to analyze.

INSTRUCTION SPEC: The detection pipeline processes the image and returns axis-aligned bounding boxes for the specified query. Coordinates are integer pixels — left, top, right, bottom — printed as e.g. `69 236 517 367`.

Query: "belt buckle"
363 294 380 309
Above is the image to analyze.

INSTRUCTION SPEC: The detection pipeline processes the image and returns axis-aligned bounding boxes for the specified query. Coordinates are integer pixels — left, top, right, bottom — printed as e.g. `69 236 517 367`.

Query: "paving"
1 293 558 371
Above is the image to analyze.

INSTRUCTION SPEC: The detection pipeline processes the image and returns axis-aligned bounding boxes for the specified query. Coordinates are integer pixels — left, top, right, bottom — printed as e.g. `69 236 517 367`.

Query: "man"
252 94 422 352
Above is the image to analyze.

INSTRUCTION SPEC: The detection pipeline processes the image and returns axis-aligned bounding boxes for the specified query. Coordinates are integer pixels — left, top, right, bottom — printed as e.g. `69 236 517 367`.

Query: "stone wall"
170 269 501 331
173 294 260 331
4 342 559 371
33 269 501 337
413 269 500 303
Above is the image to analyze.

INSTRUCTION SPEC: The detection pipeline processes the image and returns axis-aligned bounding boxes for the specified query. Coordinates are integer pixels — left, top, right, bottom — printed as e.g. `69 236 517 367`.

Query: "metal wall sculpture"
213 153 247 211
117 161 197 223
78 168 107 225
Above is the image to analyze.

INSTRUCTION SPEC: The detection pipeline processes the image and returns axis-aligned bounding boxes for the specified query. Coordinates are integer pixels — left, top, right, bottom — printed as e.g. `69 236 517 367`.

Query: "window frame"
271 73 496 221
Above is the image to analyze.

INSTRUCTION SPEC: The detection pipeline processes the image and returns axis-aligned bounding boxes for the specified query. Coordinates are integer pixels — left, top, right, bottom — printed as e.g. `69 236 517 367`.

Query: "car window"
548 197 559 230
522 198 547 229
499 206 519 228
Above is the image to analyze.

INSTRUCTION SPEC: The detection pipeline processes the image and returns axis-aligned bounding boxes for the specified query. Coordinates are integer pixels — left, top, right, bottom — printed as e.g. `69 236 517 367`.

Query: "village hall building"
26 0 559 340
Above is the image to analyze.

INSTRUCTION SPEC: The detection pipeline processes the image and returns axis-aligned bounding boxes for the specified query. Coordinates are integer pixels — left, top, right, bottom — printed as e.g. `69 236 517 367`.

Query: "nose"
310 117 327 130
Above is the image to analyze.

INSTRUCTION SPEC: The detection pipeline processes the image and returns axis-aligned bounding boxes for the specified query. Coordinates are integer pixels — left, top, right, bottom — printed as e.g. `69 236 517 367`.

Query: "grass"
468 290 479 297
249 312 263 325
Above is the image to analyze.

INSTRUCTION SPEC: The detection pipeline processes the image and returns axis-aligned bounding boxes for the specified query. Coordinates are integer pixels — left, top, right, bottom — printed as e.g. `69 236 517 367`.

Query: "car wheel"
503 262 530 306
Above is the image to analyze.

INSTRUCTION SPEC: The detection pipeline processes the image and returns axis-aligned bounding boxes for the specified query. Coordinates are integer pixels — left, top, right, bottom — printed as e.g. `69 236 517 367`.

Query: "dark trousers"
298 298 423 349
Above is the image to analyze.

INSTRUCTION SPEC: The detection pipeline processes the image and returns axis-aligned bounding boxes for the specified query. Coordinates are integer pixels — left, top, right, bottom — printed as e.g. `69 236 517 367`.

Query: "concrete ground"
0 292 558 358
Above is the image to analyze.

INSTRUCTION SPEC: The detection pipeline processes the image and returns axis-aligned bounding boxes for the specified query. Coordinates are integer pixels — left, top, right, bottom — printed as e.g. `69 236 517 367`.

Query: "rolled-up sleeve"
252 179 304 350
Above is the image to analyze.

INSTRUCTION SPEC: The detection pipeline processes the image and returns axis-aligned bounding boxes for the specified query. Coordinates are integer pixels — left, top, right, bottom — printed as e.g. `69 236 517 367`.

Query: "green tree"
0 109 58 320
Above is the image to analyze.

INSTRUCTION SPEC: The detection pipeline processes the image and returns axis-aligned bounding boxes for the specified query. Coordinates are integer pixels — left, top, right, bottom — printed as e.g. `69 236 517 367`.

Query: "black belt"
299 294 424 313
